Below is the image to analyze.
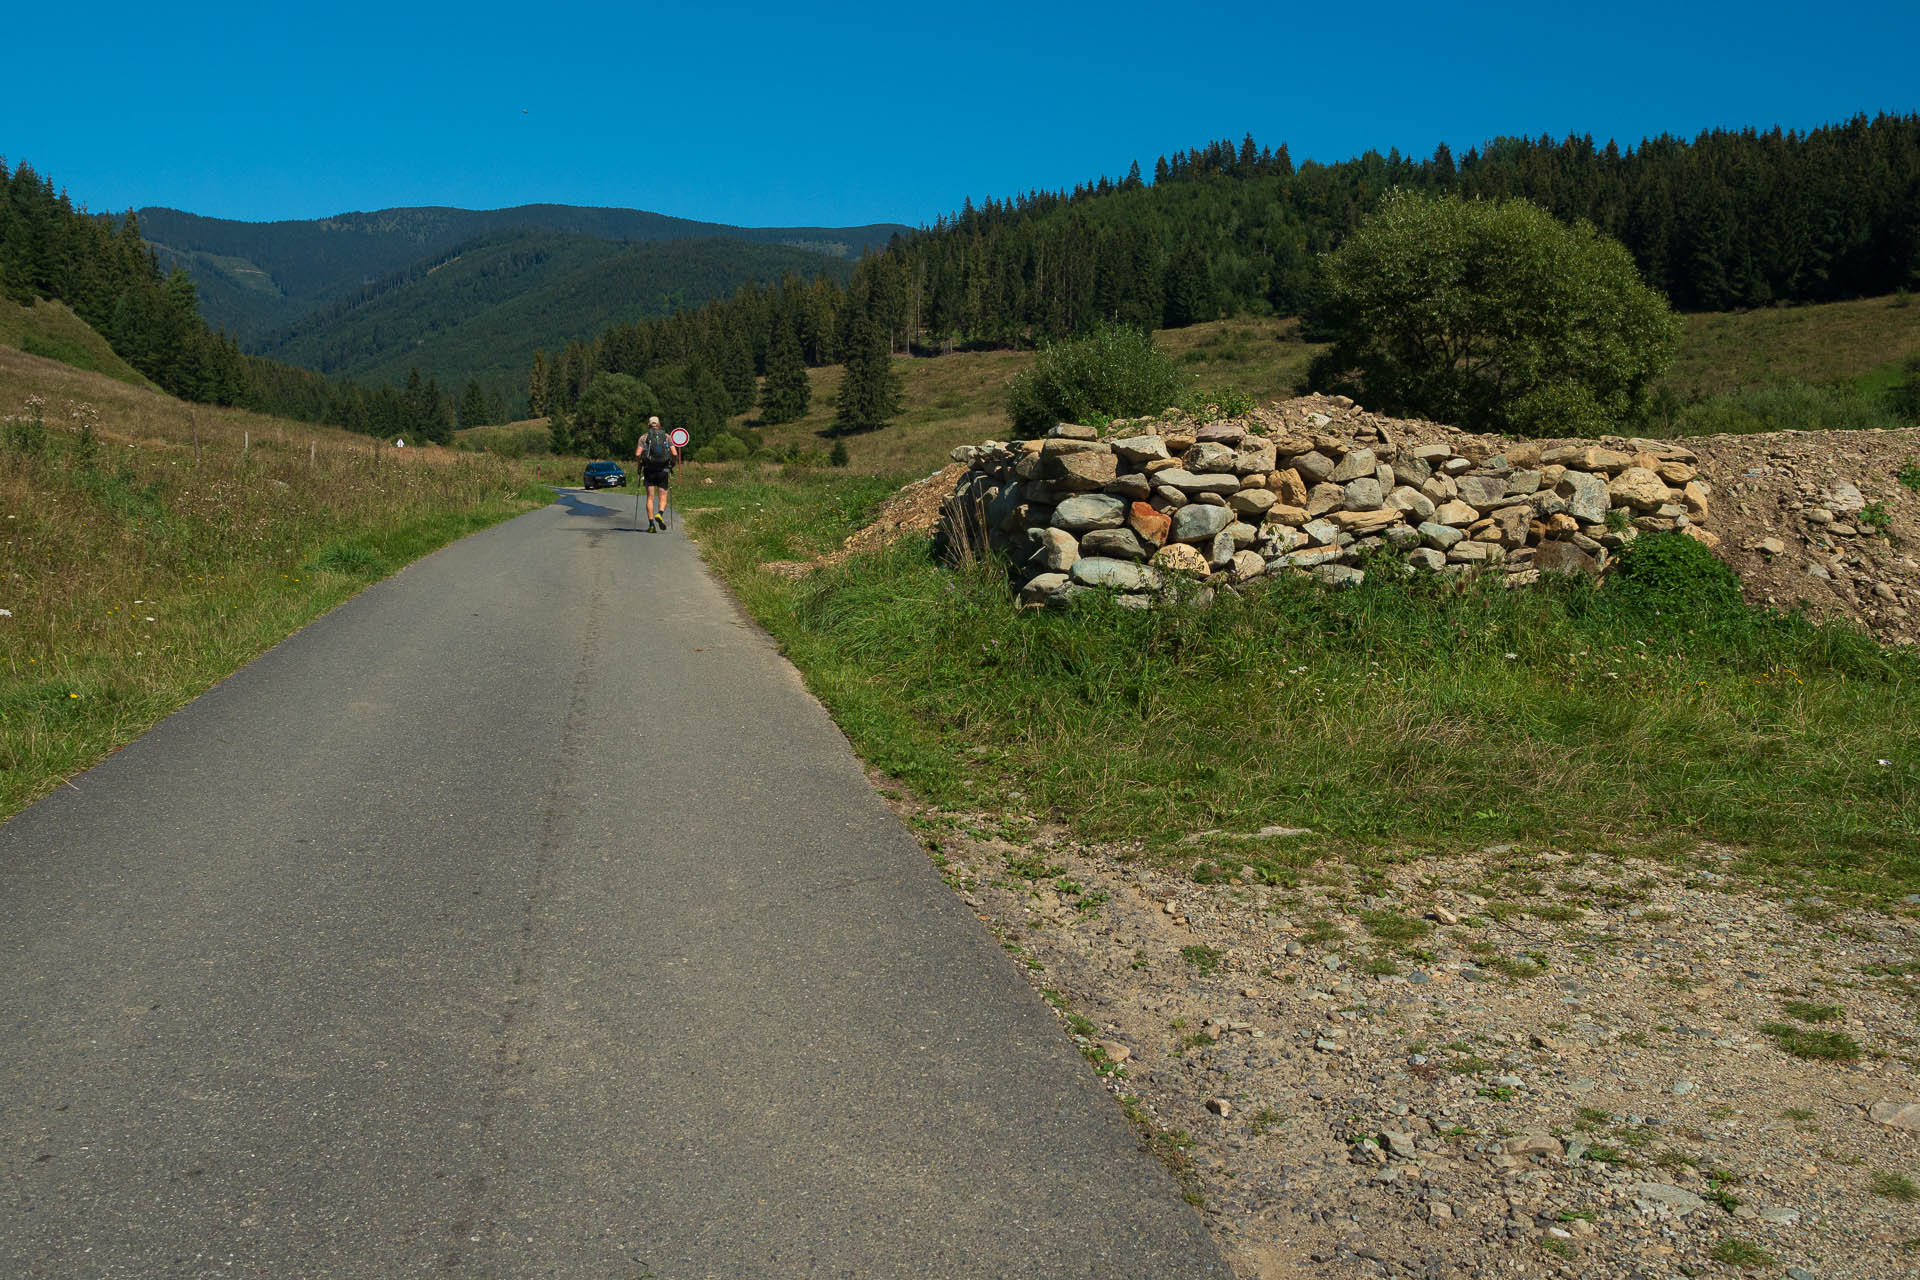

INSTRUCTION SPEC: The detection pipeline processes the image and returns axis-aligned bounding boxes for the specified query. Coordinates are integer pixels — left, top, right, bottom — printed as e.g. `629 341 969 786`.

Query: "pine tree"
759 319 811 424
832 315 901 434
460 379 490 429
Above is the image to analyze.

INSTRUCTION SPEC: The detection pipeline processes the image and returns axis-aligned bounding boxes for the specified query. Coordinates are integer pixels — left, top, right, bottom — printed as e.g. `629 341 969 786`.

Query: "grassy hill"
250 229 857 402
720 297 1920 475
0 340 550 818
0 298 155 389
139 203 909 341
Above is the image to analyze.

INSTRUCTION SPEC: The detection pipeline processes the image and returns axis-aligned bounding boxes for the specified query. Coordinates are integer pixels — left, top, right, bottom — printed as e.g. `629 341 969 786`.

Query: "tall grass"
691 471 1919 896
1668 380 1908 436
0 387 546 815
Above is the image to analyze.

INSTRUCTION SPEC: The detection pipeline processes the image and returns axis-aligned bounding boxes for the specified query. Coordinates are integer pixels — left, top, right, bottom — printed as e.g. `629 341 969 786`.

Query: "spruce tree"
759 319 811 424
832 315 901 434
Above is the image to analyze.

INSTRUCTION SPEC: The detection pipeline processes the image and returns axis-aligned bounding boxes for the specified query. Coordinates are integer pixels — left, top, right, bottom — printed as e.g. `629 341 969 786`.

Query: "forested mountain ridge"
250 228 856 400
137 203 909 339
535 113 1920 426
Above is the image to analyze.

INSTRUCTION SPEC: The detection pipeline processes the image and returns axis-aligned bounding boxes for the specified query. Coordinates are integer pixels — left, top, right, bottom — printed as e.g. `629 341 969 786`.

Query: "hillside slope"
251 230 857 400
139 203 909 340
0 298 154 388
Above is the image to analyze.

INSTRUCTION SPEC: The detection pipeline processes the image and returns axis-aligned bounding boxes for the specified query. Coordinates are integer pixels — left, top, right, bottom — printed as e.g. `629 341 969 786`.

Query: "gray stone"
1433 500 1479 526
1273 546 1346 570
1449 540 1501 563
1393 457 1433 487
1172 504 1235 543
1044 448 1118 491
1406 547 1446 571
1229 549 1266 582
1069 557 1163 591
1824 480 1866 515
1227 521 1258 548
1867 1099 1920 1131
1410 444 1454 463
1498 1133 1563 1157
1259 526 1304 557
1017 572 1078 608
1386 486 1436 522
1556 470 1610 524
1080 527 1151 562
1455 474 1509 508
1030 527 1080 572
1630 1182 1709 1214
1207 531 1237 568
1418 521 1464 550
1306 482 1346 516
1157 469 1242 496
1047 422 1099 440
1380 1131 1419 1158
1231 443 1277 474
1505 469 1542 495
1194 422 1247 446
1187 441 1239 472
1293 450 1336 484
1343 476 1384 509
1051 493 1128 533
1328 448 1378 484
1105 473 1152 501
1228 487 1278 518
1315 564 1365 588
1302 518 1342 547
1109 435 1170 465
1381 525 1422 550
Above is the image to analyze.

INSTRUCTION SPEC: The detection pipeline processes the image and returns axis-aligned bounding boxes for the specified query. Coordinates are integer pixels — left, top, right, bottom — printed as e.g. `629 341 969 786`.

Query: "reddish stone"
1128 501 1172 547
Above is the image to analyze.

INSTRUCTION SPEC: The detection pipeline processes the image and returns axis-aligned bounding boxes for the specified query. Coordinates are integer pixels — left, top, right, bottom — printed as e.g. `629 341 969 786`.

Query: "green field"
0 299 154 389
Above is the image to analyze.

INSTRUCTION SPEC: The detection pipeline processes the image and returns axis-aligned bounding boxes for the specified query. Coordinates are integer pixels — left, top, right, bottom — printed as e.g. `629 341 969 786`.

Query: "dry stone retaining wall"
944 395 1717 609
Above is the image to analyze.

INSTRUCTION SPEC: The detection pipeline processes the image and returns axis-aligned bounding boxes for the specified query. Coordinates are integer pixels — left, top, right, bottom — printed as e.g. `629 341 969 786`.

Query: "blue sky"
8 1 1917 229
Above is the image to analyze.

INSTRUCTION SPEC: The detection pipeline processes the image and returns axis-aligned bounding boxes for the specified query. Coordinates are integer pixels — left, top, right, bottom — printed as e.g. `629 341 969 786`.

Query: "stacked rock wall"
944 396 1715 609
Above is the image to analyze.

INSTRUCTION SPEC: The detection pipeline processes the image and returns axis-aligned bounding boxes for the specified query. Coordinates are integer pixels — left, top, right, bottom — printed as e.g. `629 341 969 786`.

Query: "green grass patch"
1710 1237 1776 1269
1759 1021 1863 1061
685 471 1920 894
1872 1172 1919 1203
1780 1000 1845 1024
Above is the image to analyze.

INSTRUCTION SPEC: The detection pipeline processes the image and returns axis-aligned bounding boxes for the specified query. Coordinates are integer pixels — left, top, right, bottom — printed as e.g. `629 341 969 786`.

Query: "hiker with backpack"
635 415 679 532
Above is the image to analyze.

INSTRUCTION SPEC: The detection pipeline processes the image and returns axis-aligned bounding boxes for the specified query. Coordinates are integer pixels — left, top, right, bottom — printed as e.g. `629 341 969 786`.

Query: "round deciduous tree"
571 371 658 457
1308 192 1679 436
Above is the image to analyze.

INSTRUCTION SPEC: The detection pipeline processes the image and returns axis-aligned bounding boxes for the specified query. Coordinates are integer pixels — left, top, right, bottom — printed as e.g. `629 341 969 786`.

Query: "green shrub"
1005 324 1190 434
1309 191 1677 435
1606 532 1743 617
1177 386 1257 423
692 431 749 463
1885 354 1920 423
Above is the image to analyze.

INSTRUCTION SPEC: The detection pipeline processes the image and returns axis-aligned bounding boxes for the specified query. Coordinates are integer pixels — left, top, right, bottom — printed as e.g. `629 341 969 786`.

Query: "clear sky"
8 1 1917 229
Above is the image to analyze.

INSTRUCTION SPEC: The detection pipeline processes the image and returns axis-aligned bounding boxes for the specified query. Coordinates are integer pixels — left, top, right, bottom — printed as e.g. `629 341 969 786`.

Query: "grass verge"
688 466 1919 898
0 381 547 816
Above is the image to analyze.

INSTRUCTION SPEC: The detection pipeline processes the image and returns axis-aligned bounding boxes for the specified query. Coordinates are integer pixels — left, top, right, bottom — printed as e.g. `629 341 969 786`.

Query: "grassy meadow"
0 346 549 816
685 469 1919 900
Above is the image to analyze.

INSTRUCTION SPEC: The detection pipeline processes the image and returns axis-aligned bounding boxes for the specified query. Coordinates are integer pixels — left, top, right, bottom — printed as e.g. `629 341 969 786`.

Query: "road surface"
1 489 1230 1278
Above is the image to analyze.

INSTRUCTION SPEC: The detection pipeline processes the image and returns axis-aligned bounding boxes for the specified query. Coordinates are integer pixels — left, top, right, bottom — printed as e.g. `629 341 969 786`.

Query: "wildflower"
0 608 10 618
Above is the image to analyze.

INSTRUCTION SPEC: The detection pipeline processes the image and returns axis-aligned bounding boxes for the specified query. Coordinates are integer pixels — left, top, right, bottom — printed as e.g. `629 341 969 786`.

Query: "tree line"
0 158 468 442
533 112 1920 432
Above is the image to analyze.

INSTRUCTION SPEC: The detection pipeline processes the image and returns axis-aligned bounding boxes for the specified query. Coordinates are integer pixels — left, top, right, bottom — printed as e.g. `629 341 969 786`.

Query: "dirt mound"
761 462 966 578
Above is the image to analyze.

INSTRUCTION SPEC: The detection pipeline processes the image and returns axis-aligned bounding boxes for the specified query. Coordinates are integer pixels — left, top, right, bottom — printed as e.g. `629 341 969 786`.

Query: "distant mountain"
249 228 858 398
137 203 909 341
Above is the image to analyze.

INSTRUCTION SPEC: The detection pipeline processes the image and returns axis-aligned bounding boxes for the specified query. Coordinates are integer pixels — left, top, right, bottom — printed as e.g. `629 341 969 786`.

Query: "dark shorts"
642 466 671 488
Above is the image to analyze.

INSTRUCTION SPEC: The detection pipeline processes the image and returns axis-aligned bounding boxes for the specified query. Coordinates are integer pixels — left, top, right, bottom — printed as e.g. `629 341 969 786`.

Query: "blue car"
582 461 627 489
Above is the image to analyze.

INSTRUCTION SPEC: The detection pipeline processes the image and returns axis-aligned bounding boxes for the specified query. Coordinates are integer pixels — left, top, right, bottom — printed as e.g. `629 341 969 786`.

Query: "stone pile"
944 397 1717 609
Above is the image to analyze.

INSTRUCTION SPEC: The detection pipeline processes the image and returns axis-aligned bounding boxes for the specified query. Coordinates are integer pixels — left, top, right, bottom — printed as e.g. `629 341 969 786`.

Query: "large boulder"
1555 470 1610 524
1051 493 1128 533
1608 466 1673 513
1172 504 1235 543
1110 435 1170 465
1070 557 1163 591
1081 527 1152 562
1044 448 1118 492
1153 542 1211 576
1327 448 1378 484
1029 527 1080 573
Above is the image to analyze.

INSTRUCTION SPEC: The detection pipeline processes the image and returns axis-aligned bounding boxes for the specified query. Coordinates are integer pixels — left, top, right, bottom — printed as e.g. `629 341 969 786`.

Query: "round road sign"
669 427 690 448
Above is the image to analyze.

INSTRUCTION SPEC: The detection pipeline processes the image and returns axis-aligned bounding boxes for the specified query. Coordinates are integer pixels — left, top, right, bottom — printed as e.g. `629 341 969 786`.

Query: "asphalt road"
1 489 1230 1279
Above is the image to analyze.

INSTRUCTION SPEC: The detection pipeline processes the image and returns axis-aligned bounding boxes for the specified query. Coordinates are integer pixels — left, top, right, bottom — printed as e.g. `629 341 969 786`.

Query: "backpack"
642 426 672 465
